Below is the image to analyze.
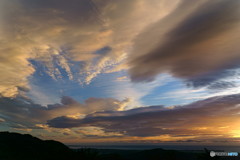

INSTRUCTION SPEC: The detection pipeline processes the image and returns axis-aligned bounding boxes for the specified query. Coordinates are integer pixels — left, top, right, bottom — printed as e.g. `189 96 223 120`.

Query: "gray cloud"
186 63 240 89
47 94 240 139
206 81 236 90
129 0 240 89
0 95 129 129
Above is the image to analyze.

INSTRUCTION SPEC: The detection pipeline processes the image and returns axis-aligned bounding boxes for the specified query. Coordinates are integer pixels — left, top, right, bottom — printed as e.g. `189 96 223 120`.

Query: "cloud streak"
129 0 240 89
47 94 240 142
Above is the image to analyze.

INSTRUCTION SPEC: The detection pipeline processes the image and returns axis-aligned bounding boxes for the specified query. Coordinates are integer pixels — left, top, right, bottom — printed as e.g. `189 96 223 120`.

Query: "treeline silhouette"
0 132 236 160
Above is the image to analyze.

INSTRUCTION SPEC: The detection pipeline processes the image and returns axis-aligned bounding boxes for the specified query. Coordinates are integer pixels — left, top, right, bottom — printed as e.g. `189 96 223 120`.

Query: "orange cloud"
47 94 240 144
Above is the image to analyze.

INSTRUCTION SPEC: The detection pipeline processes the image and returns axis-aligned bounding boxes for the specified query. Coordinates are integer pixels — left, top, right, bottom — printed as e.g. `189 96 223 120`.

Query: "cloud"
0 95 130 129
0 118 5 123
0 0 110 93
129 0 240 89
116 76 128 82
0 0 178 97
1 91 240 143
207 81 236 90
47 94 240 141
2 0 240 144
74 126 123 138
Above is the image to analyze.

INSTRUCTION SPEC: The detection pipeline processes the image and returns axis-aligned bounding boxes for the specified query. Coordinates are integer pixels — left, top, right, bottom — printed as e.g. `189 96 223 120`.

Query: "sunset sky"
0 0 240 145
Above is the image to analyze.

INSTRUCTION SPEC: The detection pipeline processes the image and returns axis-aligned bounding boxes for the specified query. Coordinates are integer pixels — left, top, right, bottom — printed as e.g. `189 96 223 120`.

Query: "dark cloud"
18 0 103 25
60 96 78 105
129 0 240 89
47 116 82 128
47 94 240 139
94 46 112 55
0 96 128 129
186 63 240 88
207 81 236 90
0 96 50 128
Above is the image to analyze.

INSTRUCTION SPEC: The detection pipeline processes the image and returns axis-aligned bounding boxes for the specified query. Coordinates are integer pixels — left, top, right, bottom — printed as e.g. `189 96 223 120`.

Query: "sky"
0 0 240 145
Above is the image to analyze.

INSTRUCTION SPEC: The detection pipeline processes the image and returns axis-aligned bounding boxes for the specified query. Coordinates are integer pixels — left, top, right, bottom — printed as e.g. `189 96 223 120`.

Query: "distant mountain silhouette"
0 131 234 160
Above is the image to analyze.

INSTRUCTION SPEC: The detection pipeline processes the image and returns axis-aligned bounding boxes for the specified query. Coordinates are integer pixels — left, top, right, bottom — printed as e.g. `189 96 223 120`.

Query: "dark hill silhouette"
0 131 77 160
0 131 235 160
